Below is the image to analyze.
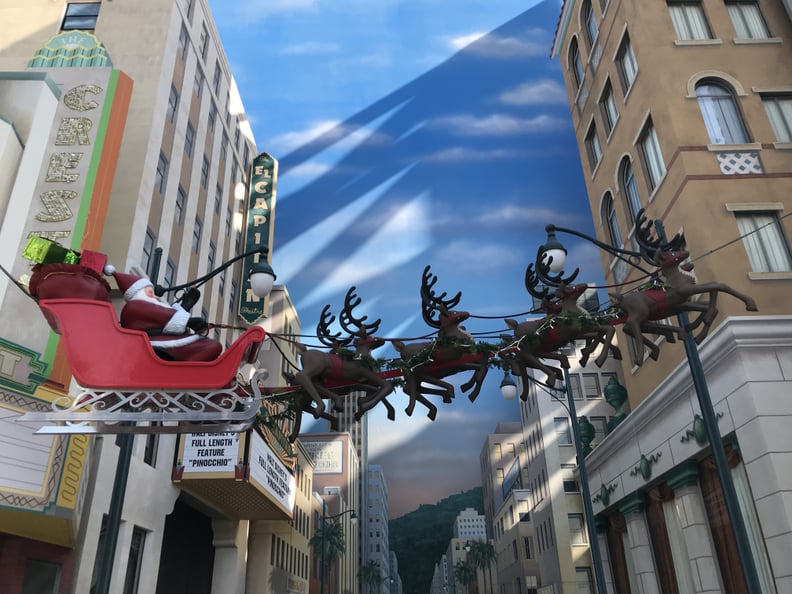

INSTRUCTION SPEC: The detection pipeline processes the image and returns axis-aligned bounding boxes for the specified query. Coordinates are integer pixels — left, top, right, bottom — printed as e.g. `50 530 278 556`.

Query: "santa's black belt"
144 329 165 337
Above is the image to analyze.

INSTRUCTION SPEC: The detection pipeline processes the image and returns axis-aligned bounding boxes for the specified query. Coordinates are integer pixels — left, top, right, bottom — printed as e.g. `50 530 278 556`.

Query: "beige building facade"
552 0 792 592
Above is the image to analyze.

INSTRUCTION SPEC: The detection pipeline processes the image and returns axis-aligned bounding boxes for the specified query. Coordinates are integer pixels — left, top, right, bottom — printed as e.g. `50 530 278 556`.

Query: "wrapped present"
22 236 80 265
79 250 108 276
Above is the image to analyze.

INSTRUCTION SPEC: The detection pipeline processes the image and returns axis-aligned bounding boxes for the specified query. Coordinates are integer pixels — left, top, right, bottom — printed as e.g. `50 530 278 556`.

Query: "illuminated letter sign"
237 151 277 324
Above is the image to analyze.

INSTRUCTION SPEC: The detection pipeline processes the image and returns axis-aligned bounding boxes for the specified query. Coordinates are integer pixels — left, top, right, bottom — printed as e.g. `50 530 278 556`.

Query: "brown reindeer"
391 266 491 420
610 247 757 366
291 288 394 424
609 211 757 366
501 265 621 395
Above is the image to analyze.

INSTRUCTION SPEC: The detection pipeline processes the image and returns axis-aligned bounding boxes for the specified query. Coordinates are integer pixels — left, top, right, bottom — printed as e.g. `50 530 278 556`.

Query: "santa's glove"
180 288 201 311
187 317 209 334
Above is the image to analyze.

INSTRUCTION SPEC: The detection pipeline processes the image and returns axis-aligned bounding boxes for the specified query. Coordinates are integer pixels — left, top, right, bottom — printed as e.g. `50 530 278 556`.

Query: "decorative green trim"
680 412 724 445
665 460 700 491
618 492 646 515
592 482 617 507
630 452 662 481
0 338 49 395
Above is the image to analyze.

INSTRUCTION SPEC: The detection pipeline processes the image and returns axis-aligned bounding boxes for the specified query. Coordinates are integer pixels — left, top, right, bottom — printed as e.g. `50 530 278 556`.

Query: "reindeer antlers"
420 266 462 328
316 304 351 348
635 208 685 262
339 287 381 338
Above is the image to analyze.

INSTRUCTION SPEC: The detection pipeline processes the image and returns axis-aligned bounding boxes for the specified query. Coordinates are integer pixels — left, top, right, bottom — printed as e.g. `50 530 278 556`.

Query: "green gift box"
22 236 80 265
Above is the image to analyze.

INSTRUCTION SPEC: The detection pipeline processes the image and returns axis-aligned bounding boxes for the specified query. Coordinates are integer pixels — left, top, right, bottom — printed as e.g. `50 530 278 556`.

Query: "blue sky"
209 0 604 518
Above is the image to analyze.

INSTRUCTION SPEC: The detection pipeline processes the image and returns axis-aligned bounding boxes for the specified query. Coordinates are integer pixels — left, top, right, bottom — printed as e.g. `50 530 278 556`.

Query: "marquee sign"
237 151 277 324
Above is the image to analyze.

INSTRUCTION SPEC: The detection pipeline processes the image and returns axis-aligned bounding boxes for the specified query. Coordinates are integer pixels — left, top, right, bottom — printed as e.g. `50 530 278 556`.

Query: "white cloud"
297 193 432 308
420 146 521 163
446 32 546 58
499 79 568 105
279 41 341 55
431 113 567 136
266 118 393 154
474 205 575 225
280 161 333 178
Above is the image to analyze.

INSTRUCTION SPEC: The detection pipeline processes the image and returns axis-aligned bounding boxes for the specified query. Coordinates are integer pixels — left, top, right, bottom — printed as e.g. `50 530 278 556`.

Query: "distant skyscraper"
367 464 393 592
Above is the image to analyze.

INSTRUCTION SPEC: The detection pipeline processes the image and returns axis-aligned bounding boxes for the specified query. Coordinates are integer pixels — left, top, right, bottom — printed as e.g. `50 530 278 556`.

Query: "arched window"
619 158 641 225
696 80 749 144
569 38 584 88
582 0 599 47
602 192 622 248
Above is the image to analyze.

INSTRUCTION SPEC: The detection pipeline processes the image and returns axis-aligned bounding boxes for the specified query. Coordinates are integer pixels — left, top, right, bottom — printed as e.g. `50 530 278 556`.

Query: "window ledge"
647 173 668 204
733 37 783 45
707 142 762 152
773 142 792 150
674 38 722 47
591 159 603 178
747 271 792 281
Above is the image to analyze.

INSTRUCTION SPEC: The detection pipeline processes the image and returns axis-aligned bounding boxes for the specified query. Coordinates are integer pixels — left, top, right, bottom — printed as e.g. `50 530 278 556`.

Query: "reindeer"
391 266 491 420
290 288 394 425
609 211 758 366
501 264 621 394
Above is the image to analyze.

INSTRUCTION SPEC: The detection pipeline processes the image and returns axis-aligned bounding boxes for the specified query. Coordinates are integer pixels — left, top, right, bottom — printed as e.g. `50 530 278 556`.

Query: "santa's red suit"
112 271 222 362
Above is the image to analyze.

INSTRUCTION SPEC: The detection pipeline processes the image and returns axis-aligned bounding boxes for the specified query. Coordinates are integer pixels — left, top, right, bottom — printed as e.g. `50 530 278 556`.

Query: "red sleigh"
21 298 268 435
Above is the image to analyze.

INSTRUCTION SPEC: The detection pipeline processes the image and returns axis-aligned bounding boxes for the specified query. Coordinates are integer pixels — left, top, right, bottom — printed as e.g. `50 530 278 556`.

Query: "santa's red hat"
104 265 153 301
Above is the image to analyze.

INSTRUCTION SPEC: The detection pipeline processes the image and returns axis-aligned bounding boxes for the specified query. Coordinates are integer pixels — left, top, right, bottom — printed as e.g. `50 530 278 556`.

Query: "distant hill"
389 487 484 594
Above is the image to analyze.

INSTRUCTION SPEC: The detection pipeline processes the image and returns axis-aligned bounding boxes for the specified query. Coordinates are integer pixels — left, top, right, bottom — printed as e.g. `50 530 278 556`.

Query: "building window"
696 81 749 144
582 0 599 47
494 443 502 457
668 1 712 40
561 465 579 493
599 80 618 135
638 118 665 190
142 228 156 275
175 186 186 225
554 418 572 445
199 24 209 60
164 259 176 288
602 193 623 248
585 123 602 170
193 217 202 252
619 158 641 225
524 536 534 559
762 95 792 142
143 432 159 467
201 155 210 188
213 60 222 95
590 416 608 445
735 211 792 272
208 242 216 271
186 0 195 20
194 68 204 98
214 184 222 214
230 279 238 309
234 126 241 149
61 2 101 31
219 269 226 295
569 38 585 88
568 374 583 400
575 567 594 594
167 85 179 123
185 122 195 158
220 135 228 161
568 514 587 544
583 373 601 398
727 1 770 39
22 560 61 594
123 527 146 594
155 152 168 194
616 33 637 94
178 24 189 60
208 102 217 131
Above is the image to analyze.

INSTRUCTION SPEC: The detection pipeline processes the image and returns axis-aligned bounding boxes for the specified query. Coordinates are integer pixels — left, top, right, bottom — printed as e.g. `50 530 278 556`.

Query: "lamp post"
319 500 357 594
538 221 762 594
93 246 276 594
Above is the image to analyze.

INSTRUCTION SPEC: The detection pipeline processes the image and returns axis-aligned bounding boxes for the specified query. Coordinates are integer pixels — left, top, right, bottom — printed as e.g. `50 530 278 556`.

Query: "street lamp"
537 220 762 594
94 247 276 594
319 500 357 594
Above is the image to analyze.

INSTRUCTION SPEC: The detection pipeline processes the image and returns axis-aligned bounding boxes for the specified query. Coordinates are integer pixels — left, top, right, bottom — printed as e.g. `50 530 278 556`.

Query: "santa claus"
111 270 223 362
